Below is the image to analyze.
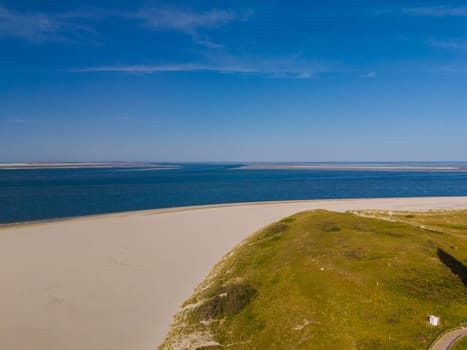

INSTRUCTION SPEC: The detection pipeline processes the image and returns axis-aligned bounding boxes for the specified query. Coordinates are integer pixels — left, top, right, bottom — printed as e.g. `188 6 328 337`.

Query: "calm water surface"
1 163 467 224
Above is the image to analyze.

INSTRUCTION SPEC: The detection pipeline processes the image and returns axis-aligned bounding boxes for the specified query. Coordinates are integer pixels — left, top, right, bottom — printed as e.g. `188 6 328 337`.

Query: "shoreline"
1 197 467 350
3 196 467 229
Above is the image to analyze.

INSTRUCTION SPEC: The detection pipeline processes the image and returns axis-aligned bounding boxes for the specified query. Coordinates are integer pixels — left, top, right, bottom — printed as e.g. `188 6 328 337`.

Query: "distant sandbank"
236 163 466 171
2 162 464 171
1 197 467 350
0 162 177 170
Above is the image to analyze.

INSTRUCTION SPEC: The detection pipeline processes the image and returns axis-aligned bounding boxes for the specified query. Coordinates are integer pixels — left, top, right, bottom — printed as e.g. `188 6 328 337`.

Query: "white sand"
1 197 467 350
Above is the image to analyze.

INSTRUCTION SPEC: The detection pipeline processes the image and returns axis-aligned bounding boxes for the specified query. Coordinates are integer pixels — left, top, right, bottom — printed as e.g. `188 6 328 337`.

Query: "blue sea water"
1 163 467 224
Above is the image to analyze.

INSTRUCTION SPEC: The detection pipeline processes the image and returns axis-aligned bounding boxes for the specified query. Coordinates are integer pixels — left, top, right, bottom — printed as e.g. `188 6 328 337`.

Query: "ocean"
1 163 467 224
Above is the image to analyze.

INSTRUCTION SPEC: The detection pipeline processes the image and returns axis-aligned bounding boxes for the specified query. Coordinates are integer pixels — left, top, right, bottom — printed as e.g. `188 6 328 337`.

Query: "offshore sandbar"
236 163 466 171
0 162 177 170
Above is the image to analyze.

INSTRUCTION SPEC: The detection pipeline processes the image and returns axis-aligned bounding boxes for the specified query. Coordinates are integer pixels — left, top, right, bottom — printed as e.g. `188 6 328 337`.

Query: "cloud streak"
401 6 467 17
134 8 236 32
2 118 33 123
72 55 327 79
437 66 467 74
0 5 246 46
361 72 376 78
74 63 255 74
71 47 344 79
428 40 467 50
0 5 59 41
0 5 92 42
129 7 250 48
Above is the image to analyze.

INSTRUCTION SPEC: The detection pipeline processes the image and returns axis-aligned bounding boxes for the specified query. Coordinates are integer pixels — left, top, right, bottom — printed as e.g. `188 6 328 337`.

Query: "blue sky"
1 1 467 162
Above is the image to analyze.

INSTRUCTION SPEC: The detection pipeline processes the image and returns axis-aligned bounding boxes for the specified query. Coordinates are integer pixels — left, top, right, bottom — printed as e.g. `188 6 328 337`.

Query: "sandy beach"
1 197 467 350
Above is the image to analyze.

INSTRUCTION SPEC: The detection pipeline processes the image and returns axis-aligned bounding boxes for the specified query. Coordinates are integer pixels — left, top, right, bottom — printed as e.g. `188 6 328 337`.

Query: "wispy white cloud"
206 52 327 79
361 71 376 78
73 55 330 79
401 6 467 17
0 4 246 46
73 52 332 79
436 66 467 74
74 63 260 74
193 37 223 48
427 40 467 50
0 5 60 41
0 5 92 42
133 8 236 32
2 118 33 123
128 7 250 48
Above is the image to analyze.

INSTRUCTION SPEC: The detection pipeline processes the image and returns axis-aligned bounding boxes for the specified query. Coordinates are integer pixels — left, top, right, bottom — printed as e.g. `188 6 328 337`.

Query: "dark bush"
195 284 257 320
260 223 288 239
316 221 341 232
280 217 295 223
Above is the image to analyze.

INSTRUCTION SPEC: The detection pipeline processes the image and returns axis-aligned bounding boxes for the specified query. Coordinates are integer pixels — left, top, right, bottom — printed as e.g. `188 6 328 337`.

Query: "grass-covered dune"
159 210 467 350
452 336 467 350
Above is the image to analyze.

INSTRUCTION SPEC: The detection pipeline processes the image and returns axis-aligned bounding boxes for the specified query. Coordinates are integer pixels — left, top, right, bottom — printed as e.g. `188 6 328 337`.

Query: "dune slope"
160 210 467 349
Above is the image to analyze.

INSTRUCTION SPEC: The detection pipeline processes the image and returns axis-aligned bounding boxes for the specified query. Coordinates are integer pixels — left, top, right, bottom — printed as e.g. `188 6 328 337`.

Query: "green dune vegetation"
159 210 467 350
452 336 467 350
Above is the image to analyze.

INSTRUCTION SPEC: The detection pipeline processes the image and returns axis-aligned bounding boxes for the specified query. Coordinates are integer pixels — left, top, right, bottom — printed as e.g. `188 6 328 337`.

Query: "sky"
1 0 467 162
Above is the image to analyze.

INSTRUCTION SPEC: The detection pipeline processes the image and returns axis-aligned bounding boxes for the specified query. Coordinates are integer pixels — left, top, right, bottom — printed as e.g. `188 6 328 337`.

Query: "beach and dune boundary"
1 197 467 350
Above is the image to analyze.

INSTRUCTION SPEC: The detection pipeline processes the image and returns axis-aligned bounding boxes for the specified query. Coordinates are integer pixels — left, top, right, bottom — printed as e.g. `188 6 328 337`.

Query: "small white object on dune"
429 315 440 326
